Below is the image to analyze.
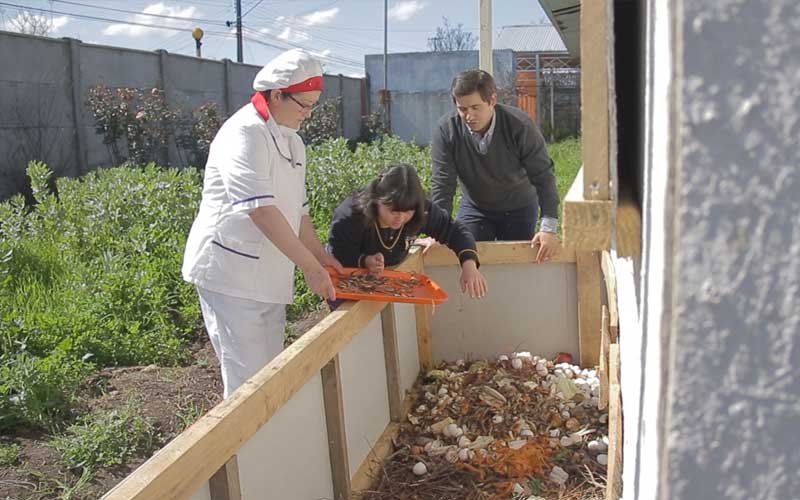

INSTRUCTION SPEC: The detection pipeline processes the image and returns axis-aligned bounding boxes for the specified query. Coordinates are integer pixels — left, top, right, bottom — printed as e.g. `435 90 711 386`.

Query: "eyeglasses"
287 94 317 113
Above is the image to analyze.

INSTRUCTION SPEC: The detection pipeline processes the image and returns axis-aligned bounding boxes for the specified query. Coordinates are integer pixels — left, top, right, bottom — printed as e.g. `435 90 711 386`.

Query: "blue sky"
0 1 549 76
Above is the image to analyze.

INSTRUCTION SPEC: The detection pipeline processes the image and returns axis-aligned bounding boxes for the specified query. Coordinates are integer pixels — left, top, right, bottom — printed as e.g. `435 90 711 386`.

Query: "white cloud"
258 27 271 34
103 3 197 38
302 7 339 26
388 1 426 21
51 16 70 32
277 26 310 43
311 49 332 59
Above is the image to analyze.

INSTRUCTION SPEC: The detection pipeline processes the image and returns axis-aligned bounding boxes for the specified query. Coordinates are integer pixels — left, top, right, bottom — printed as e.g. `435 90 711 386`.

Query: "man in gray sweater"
430 69 560 263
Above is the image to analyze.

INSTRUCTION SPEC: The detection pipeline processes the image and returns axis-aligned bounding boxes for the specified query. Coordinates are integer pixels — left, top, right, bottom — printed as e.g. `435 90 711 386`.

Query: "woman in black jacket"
328 163 487 299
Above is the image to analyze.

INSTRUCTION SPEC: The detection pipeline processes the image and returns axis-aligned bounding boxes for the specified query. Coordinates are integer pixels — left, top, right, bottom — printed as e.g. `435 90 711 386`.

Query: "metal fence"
515 53 581 142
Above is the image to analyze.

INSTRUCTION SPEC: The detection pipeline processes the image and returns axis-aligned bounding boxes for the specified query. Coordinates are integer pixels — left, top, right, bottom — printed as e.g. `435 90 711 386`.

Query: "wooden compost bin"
103 241 621 500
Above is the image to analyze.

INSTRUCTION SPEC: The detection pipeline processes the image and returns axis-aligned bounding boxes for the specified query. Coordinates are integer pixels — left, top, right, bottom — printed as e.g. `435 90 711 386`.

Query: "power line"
49 0 229 26
0 1 232 35
241 0 264 19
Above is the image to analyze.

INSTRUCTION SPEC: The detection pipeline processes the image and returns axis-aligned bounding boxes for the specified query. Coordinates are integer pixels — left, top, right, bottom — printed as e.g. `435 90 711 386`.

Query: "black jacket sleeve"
328 197 367 268
430 120 458 216
421 199 479 266
518 120 560 219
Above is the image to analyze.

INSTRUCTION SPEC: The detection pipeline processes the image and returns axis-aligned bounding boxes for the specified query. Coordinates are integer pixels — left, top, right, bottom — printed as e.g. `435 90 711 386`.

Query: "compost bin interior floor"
358 354 608 500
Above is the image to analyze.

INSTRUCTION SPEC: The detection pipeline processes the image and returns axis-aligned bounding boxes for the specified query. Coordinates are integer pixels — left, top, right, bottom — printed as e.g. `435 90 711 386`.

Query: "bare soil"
0 306 329 500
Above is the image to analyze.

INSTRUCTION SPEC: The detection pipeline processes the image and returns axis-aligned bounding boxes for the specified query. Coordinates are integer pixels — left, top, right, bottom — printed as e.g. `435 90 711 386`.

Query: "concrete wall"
633 1 800 499
365 50 516 144
0 31 366 200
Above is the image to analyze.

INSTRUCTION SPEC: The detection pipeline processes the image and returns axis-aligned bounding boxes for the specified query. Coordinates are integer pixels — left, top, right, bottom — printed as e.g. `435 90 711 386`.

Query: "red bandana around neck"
250 75 324 122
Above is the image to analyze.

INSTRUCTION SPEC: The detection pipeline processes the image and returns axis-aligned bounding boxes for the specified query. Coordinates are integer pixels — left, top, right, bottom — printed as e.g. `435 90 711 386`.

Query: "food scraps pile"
337 271 423 298
358 353 609 500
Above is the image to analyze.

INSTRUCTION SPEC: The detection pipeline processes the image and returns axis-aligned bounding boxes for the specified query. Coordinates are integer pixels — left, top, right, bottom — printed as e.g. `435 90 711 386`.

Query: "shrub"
86 86 224 168
0 348 92 432
6 162 200 363
298 96 342 146
176 102 223 168
52 398 156 471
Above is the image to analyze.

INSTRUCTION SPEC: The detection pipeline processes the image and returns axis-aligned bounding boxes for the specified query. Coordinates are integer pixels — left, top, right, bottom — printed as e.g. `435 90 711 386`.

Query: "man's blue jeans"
457 199 539 241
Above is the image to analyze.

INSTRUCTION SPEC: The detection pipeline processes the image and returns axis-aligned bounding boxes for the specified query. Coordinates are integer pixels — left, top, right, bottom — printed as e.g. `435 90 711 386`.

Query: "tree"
4 8 54 36
427 17 476 52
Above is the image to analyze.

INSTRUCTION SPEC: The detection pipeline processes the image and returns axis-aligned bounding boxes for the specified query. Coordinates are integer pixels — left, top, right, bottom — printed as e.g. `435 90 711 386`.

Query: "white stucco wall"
657 1 800 498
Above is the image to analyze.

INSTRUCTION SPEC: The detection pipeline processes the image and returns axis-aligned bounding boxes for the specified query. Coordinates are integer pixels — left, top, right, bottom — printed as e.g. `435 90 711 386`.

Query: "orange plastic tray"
327 267 449 305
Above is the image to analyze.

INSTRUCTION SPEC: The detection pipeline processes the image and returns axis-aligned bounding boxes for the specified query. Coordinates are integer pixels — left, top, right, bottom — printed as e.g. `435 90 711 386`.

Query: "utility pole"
226 0 244 62
479 0 493 75
382 0 390 131
235 0 243 63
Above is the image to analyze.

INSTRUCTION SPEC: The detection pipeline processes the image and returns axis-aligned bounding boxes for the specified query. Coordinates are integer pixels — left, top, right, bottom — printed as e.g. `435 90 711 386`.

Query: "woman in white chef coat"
182 49 343 398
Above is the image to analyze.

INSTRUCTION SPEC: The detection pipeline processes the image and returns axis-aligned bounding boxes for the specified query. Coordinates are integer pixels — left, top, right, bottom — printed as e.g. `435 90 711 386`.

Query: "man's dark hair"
450 69 497 103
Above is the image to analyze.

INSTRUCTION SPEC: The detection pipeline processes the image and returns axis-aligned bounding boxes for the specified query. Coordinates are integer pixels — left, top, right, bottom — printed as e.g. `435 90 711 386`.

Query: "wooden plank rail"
422 241 576 267
103 252 422 500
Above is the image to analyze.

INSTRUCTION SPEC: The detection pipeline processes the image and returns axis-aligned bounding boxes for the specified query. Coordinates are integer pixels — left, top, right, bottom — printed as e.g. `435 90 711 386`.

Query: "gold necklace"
374 222 405 250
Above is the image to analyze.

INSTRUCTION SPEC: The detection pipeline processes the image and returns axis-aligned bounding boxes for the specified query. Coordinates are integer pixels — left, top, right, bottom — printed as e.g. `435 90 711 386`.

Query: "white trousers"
197 286 286 398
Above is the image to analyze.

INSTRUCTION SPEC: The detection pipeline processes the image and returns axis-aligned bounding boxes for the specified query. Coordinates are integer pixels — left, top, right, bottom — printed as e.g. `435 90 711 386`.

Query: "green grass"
51 398 156 472
0 442 20 466
550 137 582 205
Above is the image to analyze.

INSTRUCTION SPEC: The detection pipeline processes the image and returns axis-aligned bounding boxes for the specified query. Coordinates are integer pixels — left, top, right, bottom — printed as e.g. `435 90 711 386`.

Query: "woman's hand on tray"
364 252 385 275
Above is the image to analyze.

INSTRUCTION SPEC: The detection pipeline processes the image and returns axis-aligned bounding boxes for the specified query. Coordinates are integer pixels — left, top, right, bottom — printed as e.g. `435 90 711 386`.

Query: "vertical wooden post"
599 305 610 410
580 0 611 200
577 251 602 367
601 251 620 341
209 455 241 500
606 343 622 500
321 355 352 500
414 304 433 372
381 303 403 422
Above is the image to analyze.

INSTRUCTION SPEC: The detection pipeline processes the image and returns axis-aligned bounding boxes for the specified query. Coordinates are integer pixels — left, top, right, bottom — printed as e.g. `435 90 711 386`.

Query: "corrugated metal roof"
495 24 567 53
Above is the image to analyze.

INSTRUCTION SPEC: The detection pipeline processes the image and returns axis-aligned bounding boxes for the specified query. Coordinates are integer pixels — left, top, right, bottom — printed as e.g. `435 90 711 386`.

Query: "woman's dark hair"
356 163 427 236
450 69 497 103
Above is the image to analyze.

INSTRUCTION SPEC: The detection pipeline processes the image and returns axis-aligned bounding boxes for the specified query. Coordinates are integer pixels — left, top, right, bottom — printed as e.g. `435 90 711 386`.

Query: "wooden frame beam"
580 0 611 201
598 306 610 411
321 355 351 500
381 304 403 422
600 251 620 341
606 343 622 500
422 241 576 267
563 167 613 251
576 250 602 367
616 185 642 258
208 456 241 500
